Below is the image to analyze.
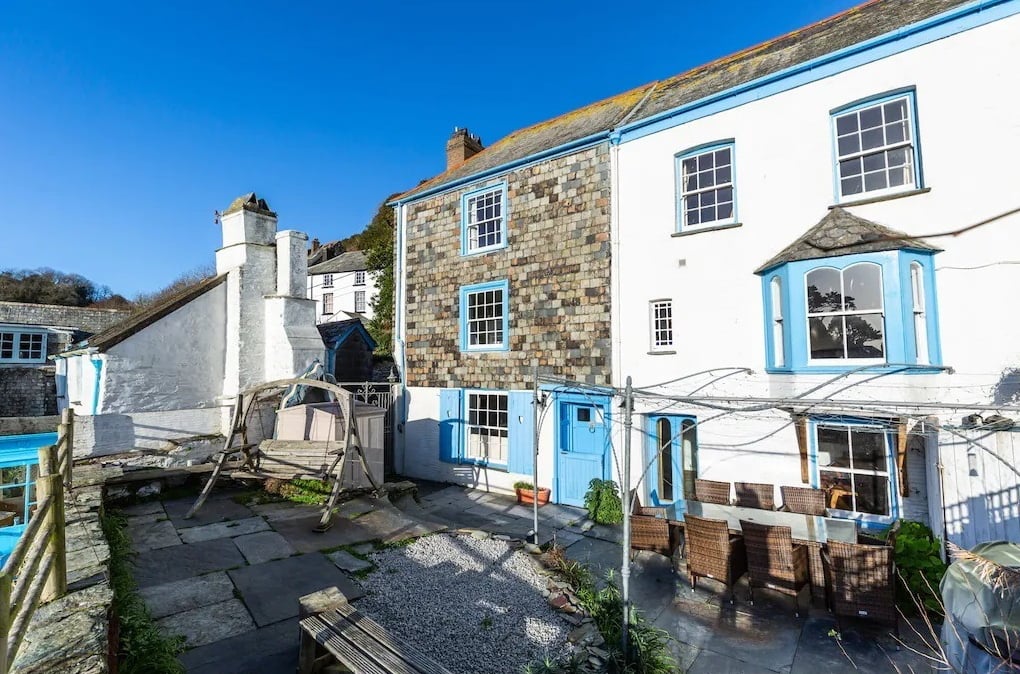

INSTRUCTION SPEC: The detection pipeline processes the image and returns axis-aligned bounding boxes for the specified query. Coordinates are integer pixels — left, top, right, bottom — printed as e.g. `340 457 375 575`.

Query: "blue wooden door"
646 415 697 506
556 400 608 507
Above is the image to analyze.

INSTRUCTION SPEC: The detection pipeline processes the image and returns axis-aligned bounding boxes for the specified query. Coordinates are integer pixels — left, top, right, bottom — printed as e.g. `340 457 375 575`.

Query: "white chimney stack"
275 229 308 297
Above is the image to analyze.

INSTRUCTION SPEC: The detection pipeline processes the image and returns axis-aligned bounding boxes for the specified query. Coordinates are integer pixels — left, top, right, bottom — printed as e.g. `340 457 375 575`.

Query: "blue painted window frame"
459 388 510 470
438 388 534 471
760 250 942 374
830 88 924 203
459 279 510 353
0 329 47 364
807 415 900 530
460 182 509 256
675 140 737 232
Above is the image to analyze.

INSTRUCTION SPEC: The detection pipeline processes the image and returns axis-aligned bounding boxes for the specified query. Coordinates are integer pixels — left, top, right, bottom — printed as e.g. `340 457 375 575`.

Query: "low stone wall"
0 415 60 436
73 407 225 457
0 368 57 417
11 464 120 673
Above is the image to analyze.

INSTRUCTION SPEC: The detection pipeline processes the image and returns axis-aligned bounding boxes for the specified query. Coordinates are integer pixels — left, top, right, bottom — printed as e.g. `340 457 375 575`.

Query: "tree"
363 195 399 356
133 263 216 308
0 268 117 307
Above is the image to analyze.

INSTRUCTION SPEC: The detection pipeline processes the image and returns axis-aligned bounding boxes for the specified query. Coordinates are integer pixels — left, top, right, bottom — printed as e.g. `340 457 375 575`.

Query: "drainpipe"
621 376 633 659
608 132 623 389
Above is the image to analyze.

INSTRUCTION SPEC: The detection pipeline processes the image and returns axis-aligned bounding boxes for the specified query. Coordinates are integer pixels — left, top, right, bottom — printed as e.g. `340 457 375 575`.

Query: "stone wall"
0 301 129 334
403 144 612 388
0 366 57 416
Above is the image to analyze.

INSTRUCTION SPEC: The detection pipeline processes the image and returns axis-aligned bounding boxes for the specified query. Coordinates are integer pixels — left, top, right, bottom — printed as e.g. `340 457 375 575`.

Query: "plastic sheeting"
941 541 1020 673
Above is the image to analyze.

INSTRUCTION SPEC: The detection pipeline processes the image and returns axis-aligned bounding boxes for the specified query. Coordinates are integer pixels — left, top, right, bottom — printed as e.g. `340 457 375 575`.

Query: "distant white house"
306 249 378 323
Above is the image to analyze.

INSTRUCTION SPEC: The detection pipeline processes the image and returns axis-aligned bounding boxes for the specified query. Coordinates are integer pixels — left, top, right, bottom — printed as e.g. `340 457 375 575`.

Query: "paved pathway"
126 481 937 673
414 483 937 674
120 485 445 674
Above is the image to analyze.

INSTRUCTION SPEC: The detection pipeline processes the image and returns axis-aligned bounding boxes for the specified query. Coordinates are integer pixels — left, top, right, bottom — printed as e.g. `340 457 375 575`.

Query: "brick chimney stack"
446 128 483 170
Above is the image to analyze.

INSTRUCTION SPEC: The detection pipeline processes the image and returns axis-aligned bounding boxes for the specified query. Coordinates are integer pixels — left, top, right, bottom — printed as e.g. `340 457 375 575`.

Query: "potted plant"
514 481 550 506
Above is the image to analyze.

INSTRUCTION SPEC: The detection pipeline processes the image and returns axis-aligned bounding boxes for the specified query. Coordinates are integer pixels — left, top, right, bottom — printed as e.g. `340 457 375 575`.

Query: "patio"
122 480 938 673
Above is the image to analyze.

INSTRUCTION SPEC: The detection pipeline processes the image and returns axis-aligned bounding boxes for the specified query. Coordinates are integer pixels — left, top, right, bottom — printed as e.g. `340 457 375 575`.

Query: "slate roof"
84 274 228 352
395 0 971 203
755 208 941 273
308 250 368 275
317 318 377 351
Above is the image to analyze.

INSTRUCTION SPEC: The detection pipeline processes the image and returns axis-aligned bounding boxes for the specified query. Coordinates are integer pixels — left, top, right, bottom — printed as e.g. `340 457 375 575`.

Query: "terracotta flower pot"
515 487 550 506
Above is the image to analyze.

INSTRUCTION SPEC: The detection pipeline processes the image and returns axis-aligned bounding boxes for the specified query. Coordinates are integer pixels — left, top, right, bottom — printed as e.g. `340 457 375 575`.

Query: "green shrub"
584 479 623 525
893 519 947 618
513 480 535 490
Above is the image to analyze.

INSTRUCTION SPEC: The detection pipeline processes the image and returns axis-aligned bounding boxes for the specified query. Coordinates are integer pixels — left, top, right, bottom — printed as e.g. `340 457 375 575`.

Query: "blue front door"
646 415 698 506
556 397 609 507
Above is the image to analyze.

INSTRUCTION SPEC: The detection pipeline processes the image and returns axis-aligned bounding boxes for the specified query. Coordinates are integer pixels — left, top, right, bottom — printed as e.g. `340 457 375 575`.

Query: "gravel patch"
356 534 572 673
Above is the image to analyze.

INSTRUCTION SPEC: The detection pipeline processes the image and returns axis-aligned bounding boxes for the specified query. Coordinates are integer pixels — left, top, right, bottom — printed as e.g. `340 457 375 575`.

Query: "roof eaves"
88 274 228 352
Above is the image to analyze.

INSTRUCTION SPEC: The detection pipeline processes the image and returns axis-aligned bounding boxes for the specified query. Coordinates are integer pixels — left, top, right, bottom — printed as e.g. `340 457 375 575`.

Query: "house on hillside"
390 0 1020 547
0 302 128 418
307 249 378 322
54 193 324 456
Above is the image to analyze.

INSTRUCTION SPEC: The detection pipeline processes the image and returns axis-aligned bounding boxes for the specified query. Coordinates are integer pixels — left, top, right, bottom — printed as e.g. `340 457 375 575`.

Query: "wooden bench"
298 587 453 674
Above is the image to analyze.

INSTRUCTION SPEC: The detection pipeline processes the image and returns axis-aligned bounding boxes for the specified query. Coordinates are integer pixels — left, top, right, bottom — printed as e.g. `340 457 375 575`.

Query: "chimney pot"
311 238 321 253
446 127 483 171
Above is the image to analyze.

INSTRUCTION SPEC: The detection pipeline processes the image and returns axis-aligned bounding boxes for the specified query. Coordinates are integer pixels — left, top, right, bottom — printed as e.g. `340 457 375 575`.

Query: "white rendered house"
54 193 323 456
610 0 1020 542
307 250 378 323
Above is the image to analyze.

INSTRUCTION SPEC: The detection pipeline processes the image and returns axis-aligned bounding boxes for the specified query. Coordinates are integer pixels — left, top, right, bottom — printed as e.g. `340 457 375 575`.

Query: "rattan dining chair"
684 514 747 602
779 486 827 516
694 479 731 505
822 540 898 637
628 492 680 560
740 520 811 616
735 482 775 510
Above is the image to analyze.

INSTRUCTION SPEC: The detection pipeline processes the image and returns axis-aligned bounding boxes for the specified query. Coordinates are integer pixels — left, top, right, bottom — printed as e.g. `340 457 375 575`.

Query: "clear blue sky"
0 0 858 297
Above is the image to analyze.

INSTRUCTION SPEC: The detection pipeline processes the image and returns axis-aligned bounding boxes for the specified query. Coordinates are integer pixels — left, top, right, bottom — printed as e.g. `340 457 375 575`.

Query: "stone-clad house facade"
392 0 1020 520
402 145 612 390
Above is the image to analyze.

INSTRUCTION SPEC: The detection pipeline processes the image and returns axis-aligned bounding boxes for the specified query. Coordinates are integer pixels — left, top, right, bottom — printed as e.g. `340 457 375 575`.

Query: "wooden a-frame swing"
185 378 382 531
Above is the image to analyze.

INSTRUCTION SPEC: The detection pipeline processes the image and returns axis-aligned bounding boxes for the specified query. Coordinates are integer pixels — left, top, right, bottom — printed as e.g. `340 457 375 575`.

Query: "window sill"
460 243 508 258
647 350 676 356
671 222 743 238
459 459 507 471
765 364 947 375
830 187 931 209
461 347 510 354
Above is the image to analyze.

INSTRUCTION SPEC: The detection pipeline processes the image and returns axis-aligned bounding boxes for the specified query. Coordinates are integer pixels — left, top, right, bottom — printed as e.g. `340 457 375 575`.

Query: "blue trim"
619 0 1019 143
460 182 509 256
674 140 737 233
551 390 612 505
760 250 942 373
644 414 696 506
807 415 900 528
322 323 377 352
830 89 923 203
390 131 608 206
90 356 102 415
459 279 510 353
455 388 511 470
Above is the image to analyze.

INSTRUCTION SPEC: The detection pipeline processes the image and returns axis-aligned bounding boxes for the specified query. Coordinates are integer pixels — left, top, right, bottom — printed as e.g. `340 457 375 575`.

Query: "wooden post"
60 409 74 490
36 447 66 603
0 572 11 674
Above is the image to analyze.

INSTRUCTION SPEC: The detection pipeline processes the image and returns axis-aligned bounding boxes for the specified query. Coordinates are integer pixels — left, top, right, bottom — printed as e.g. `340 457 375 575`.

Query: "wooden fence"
0 408 73 673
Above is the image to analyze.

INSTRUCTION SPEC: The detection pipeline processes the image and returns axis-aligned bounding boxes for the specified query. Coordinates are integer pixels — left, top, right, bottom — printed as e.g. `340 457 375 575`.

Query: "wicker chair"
684 514 747 601
740 520 811 615
779 486 826 516
735 482 775 510
694 479 731 505
629 492 680 559
822 540 898 637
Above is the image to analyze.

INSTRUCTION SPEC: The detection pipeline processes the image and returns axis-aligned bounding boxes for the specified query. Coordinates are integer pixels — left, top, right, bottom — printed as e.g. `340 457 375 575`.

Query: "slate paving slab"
234 531 296 565
179 516 271 544
132 537 246 588
127 518 182 553
178 617 300 674
140 572 236 619
270 503 444 553
162 494 255 529
689 649 783 673
228 552 364 627
119 500 166 517
157 598 255 649
327 549 373 573
790 615 928 673
250 500 318 522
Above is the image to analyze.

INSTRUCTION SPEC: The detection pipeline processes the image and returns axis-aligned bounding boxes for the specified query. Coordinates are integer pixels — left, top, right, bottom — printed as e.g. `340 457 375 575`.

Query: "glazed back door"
556 401 608 507
646 414 698 506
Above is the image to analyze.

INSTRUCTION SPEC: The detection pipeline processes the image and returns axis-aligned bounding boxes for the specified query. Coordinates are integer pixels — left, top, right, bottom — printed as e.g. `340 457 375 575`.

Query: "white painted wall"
402 386 556 496
612 14 1020 523
307 270 379 323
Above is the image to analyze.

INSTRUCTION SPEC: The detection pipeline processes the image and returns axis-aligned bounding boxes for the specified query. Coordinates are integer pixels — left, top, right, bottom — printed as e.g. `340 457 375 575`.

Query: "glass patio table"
662 499 858 594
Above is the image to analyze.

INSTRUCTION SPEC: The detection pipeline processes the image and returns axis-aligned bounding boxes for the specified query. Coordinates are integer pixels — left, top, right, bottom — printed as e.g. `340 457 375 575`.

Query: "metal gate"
337 381 397 477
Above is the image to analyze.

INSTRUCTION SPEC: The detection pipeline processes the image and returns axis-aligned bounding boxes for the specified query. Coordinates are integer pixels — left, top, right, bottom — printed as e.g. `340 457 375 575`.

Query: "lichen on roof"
223 192 276 217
